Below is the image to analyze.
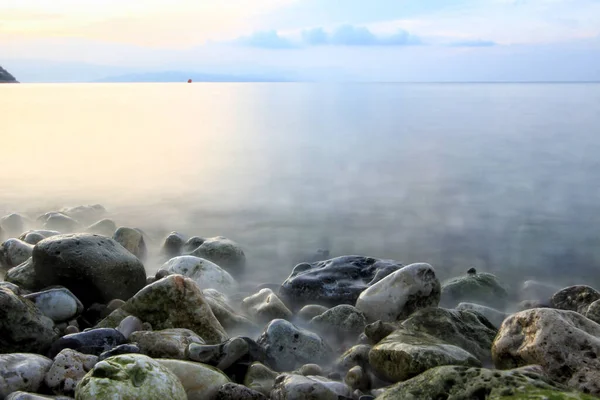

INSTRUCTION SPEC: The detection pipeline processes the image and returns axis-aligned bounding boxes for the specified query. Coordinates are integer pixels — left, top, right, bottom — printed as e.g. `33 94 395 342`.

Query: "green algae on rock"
74 354 186 400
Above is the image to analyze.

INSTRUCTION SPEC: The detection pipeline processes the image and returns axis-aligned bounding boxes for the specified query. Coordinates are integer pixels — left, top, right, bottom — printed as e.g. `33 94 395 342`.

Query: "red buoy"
187 79 192 83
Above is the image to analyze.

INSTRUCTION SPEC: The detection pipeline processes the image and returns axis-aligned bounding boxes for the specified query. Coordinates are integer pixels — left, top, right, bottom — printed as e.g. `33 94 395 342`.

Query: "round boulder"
188 236 245 276
157 256 237 293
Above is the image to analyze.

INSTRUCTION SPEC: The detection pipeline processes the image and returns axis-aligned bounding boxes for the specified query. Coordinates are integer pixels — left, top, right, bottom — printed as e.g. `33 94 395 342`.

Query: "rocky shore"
1 205 599 399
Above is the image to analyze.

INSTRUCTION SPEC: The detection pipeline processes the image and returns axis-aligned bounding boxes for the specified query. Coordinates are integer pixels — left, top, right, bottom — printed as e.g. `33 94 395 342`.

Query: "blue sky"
2 0 599 82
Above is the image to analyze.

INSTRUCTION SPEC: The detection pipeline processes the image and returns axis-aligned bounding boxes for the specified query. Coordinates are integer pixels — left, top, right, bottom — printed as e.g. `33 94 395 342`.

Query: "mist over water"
2 82 600 289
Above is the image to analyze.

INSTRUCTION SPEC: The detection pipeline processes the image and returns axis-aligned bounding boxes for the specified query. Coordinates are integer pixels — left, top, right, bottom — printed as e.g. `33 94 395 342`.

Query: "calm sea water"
1 83 600 286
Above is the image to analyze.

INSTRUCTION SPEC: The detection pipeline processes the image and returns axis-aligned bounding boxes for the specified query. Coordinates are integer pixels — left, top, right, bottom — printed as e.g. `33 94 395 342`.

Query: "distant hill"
94 71 294 83
0 66 18 83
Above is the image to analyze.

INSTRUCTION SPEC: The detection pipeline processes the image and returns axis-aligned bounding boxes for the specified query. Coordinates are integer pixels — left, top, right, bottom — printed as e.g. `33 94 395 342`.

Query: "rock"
0 353 53 398
24 288 84 322
369 327 481 383
0 281 24 295
1 239 34 269
345 366 369 392
297 364 322 376
85 220 116 237
183 236 205 253
356 263 440 322
215 382 266 400
188 236 245 276
45 349 97 396
74 354 186 400
40 213 80 233
242 289 292 324
112 227 146 261
60 205 106 225
19 230 61 244
130 329 204 359
158 256 237 293
5 258 39 291
203 289 258 336
364 321 397 344
96 274 228 344
521 280 561 302
106 299 125 313
115 315 143 339
257 319 332 371
399 307 497 363
441 270 508 309
160 232 186 260
187 337 267 378
32 234 147 307
518 299 551 311
5 392 73 400
585 299 600 324
333 345 372 374
0 65 18 83
0 213 27 237
296 305 329 323
492 308 600 395
551 285 600 313
64 326 79 335
48 328 126 358
271 374 354 400
376 365 591 400
455 302 507 328
98 344 140 361
309 305 367 344
156 359 230 400
280 256 403 310
0 287 58 353
243 362 278 396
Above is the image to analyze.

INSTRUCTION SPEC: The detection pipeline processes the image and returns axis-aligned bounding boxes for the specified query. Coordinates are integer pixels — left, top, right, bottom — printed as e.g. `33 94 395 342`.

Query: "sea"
1 82 600 287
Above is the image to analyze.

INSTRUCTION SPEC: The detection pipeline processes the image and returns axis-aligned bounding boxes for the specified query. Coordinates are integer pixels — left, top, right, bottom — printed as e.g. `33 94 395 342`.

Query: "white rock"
0 353 52 398
24 288 84 322
45 349 97 396
156 359 230 400
242 288 292 324
158 256 237 293
355 263 441 322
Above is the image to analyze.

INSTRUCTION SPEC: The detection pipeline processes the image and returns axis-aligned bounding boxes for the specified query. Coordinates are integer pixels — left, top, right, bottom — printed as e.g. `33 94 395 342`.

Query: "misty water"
1 82 600 289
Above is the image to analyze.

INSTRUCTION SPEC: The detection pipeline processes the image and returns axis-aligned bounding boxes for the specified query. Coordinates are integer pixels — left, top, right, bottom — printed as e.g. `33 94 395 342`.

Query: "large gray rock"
32 234 147 307
0 353 52 398
156 359 230 400
112 227 146 261
441 269 508 309
129 329 204 359
309 305 367 344
280 255 403 309
271 374 353 400
74 354 186 399
5 258 39 291
455 302 507 328
369 327 481 383
585 299 600 324
85 220 116 237
48 328 126 358
157 256 237 293
242 289 292 325
551 285 600 314
0 65 18 83
0 287 58 353
493 308 600 395
188 236 246 277
24 288 84 322
355 262 440 322
19 230 60 245
257 319 332 372
0 213 27 236
39 213 80 233
96 275 228 344
160 232 186 260
377 365 588 400
0 239 34 269
45 349 97 396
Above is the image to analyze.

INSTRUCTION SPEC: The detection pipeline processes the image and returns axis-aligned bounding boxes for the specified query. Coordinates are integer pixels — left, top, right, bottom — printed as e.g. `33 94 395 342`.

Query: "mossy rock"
441 271 508 309
377 365 593 400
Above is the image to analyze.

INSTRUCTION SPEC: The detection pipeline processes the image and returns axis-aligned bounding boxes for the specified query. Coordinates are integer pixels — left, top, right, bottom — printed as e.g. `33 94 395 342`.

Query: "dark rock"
279 255 403 309
551 285 600 314
48 328 126 358
364 320 397 344
5 258 39 291
32 234 147 307
188 236 246 276
0 287 58 353
182 236 205 253
98 343 141 361
0 65 18 82
215 382 267 400
161 232 186 260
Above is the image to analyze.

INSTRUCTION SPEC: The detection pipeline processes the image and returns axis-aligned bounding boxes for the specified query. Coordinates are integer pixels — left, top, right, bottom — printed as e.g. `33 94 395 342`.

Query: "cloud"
302 28 329 45
236 30 296 49
450 39 497 47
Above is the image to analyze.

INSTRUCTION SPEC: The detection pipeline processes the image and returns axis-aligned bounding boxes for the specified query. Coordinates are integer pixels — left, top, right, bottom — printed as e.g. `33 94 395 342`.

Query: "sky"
1 0 600 82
